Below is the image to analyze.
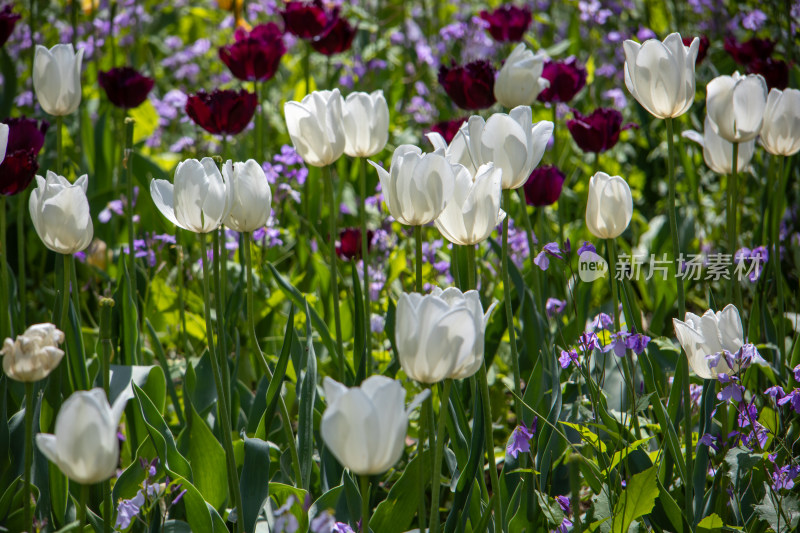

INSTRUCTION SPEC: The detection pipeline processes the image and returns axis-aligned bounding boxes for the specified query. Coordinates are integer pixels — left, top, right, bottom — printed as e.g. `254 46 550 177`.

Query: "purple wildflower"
625 333 650 354
559 348 580 369
577 241 596 256
506 419 538 459
546 298 566 318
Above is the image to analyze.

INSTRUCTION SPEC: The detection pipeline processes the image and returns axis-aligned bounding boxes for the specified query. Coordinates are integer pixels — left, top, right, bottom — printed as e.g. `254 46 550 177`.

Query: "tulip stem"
56 116 63 175
359 157 372 373
0 196 10 339
729 141 743 311
773 155 787 374
199 235 244 533
17 192 27 325
502 189 522 412
477 364 504 528
100 297 114 533
23 382 34 533
414 225 423 292
429 378 452 533
212 230 233 433
177 231 190 356
360 475 370 533
77 483 89 530
324 166 346 377
60 253 71 336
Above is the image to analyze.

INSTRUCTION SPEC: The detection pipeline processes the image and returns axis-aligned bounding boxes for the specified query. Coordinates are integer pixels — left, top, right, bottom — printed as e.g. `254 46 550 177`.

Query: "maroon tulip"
479 5 532 43
566 108 636 154
537 58 587 104
219 23 287 82
185 89 257 136
724 36 775 65
683 35 710 65
438 60 496 110
336 228 372 260
523 165 565 207
281 0 336 40
748 57 789 90
311 17 356 55
0 5 20 47
0 117 48 196
98 67 154 109
428 118 466 144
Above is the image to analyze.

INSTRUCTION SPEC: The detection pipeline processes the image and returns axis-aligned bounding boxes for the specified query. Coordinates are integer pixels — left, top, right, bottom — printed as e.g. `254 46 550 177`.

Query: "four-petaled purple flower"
546 298 566 319
559 348 580 369
506 418 538 459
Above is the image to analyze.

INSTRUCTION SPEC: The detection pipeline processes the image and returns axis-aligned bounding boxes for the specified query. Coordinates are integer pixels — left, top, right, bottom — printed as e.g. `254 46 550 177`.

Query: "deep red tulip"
98 67 154 109
566 108 636 154
219 23 286 82
724 36 775 65
0 117 48 196
0 5 20 47
683 35 710 65
281 0 336 40
523 165 565 207
428 118 466 144
748 57 789 90
185 89 257 136
311 17 356 55
537 58 587 104
438 60 496 110
336 228 372 260
479 5 532 43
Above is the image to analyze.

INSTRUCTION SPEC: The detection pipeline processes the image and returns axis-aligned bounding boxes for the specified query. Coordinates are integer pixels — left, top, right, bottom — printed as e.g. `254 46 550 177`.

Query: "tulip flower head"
623 33 698 119
673 305 745 380
438 60 497 111
724 36 775 65
0 5 21 47
321 375 427 475
369 144 456 226
759 88 800 156
479 4 532 42
33 44 84 116
36 387 132 484
151 157 232 233
311 17 356 56
682 116 755 174
537 58 587 104
281 0 336 40
219 23 286 82
222 159 272 232
434 163 505 246
494 43 549 108
523 165 565 207
567 108 636 153
284 89 346 167
29 171 93 254
396 287 497 383
1 323 65 382
186 89 257 136
98 66 154 109
426 128 477 175
683 35 709 65
342 90 389 158
748 58 789 91
0 117 48 196
706 72 768 143
585 172 633 239
336 227 372 260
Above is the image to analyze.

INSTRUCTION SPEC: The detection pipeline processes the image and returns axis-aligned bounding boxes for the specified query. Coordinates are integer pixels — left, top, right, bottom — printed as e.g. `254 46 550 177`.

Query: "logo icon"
578 251 608 282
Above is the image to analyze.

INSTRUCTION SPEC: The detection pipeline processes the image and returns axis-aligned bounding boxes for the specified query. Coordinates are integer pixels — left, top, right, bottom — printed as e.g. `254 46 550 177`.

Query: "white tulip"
682 116 755 175
284 89 346 167
463 106 553 190
426 128 476 175
494 43 549 108
321 375 427 475
706 72 768 143
759 88 800 156
585 172 633 240
0 122 8 165
33 44 84 116
396 287 496 383
673 305 744 379
434 163 505 246
623 33 698 119
342 90 390 158
36 387 132 484
1 323 65 382
151 157 232 234
369 145 456 226
29 171 93 254
223 159 272 232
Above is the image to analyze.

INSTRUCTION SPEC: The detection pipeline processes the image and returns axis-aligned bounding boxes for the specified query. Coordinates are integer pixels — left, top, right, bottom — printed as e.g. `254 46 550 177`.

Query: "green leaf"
269 483 309 531
562 422 607 453
753 483 799 533
351 262 366 384
262 306 295 438
65 299 90 391
696 513 725 533
129 99 159 144
612 466 659 533
239 436 271 533
146 318 186 425
370 450 429 533
187 402 228 511
297 300 318 489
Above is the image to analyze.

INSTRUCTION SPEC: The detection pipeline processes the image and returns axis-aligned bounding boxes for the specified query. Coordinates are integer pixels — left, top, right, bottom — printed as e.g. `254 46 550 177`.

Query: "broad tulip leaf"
612 465 659 533
187 402 228 511
239 436 271 533
370 450 430 533
262 306 295 441
297 301 317 489
351 262 366 384
146 318 186 425
132 383 192 481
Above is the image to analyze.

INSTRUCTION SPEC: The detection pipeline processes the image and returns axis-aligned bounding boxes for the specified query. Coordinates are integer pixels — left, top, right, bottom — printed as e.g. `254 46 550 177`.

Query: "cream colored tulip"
33 44 84 116
29 171 93 254
585 172 633 239
759 88 800 156
284 89 345 167
1 323 65 382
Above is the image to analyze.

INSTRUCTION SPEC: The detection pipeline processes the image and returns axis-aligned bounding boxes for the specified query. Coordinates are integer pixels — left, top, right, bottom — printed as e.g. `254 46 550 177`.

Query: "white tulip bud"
759 87 800 156
29 171 94 254
342 90 389 158
682 116 755 175
223 159 272 233
585 172 633 239
434 163 505 246
284 89 346 167
706 72 768 143
673 305 744 380
1 323 65 382
494 43 549 108
33 44 84 116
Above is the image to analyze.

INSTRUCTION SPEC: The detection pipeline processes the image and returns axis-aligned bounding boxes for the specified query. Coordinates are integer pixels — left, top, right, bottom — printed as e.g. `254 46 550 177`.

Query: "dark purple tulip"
336 228 372 260
683 35 710 65
438 60 496 110
311 17 356 55
185 89 257 136
428 118 466 144
0 117 48 196
523 165 565 207
281 0 335 40
219 23 286 82
748 57 789 90
566 108 636 154
537 58 587 104
724 36 775 65
98 67 154 109
479 5 532 43
0 5 20 47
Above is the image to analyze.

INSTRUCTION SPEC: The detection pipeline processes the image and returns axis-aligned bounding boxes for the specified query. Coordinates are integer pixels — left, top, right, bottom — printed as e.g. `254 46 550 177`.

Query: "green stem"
359 157 372 374
416 414 427 532
325 166 345 377
304 43 311 95
0 196 9 339
60 253 71 336
477 365 504 528
24 382 34 533
199 235 244 533
124 118 136 302
212 230 231 424
99 299 114 533
77 484 89 530
665 117 685 315
429 379 453 533
727 142 739 305
177 232 190 355
502 189 522 413
465 245 475 290
774 155 787 376
17 192 27 326
56 116 63 175
414 225 423 292
360 475 370 533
